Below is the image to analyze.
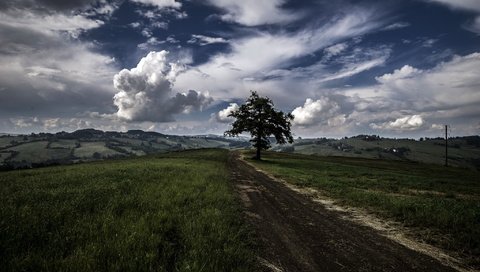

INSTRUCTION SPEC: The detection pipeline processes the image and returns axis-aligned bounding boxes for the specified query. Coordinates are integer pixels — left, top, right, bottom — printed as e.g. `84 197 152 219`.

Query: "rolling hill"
0 129 249 170
1 129 479 170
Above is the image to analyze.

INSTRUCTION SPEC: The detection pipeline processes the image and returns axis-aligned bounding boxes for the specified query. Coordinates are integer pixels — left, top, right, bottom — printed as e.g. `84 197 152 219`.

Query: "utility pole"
445 125 448 167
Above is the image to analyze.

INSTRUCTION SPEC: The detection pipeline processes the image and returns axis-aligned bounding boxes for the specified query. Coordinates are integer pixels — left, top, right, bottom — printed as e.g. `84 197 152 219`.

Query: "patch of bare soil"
229 151 469 272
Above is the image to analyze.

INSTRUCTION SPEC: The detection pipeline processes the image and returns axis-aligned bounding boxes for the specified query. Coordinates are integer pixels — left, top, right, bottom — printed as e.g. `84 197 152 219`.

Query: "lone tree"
225 91 294 160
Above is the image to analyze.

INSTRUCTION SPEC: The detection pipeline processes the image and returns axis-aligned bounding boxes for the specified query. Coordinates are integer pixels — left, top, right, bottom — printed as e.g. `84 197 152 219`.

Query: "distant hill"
1 130 479 170
0 129 249 170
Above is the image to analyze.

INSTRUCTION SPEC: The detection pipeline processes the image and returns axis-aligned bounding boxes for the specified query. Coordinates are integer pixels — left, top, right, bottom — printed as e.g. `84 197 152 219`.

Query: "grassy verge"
0 149 255 271
247 151 480 266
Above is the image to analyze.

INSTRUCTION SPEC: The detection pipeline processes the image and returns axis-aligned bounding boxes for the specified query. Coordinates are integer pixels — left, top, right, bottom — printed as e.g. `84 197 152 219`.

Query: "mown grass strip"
0 149 255 271
247 151 480 267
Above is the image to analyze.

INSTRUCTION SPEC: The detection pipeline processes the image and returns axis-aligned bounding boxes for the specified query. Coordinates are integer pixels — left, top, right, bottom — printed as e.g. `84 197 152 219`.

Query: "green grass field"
6 141 72 163
49 139 78 149
0 137 14 149
247 151 480 265
0 152 10 163
0 149 255 271
74 142 122 158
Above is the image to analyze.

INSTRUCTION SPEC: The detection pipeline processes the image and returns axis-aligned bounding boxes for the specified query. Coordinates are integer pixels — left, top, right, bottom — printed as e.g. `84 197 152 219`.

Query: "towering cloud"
112 51 212 122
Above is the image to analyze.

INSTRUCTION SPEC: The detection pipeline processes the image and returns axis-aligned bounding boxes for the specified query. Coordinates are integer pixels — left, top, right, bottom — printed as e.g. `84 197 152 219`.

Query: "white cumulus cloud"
292 97 343 127
213 103 239 123
375 65 422 83
112 51 212 122
370 115 424 130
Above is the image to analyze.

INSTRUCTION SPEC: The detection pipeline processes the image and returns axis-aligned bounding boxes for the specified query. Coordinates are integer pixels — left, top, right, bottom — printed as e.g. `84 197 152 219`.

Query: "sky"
1 0 479 138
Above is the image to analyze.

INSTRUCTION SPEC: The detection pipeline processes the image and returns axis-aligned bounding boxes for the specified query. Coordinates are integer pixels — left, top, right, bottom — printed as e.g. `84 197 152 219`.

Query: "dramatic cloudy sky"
1 0 479 137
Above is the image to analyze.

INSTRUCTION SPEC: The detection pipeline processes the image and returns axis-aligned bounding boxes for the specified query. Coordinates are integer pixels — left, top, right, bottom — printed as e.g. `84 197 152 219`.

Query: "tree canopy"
225 91 294 160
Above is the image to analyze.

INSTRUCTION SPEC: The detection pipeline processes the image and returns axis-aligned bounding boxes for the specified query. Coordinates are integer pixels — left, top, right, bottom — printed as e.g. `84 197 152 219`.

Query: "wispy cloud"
137 37 163 50
131 0 182 9
319 45 391 82
205 0 302 26
176 7 386 100
323 42 349 59
319 57 388 82
421 38 438 47
0 9 103 37
382 22 410 31
188 34 229 46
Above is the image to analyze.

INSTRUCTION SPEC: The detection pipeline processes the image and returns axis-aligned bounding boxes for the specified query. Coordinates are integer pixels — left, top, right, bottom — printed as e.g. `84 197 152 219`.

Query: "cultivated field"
0 149 255 271
247 151 480 267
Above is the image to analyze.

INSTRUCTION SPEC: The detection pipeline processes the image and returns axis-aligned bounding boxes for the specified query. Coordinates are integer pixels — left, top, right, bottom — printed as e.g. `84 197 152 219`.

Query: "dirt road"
229 152 457 272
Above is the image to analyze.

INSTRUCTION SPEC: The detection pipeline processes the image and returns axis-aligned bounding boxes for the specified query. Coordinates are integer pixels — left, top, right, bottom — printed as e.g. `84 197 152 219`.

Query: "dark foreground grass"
247 151 480 266
0 149 255 271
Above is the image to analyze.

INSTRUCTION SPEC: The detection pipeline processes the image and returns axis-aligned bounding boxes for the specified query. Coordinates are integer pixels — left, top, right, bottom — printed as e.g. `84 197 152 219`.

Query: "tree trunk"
256 145 261 160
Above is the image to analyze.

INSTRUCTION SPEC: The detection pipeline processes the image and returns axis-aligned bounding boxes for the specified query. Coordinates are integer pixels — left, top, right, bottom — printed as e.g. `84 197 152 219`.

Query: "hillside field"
0 129 249 169
274 136 480 169
0 149 255 271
